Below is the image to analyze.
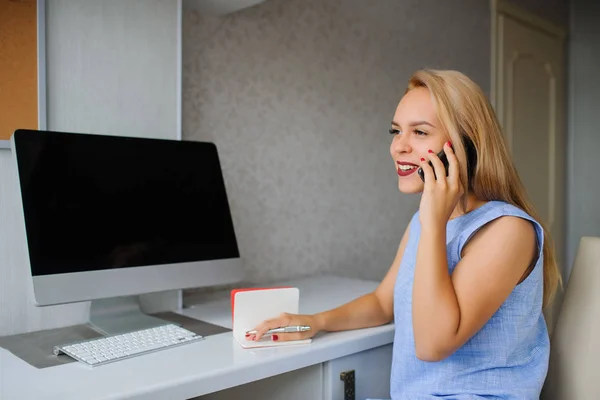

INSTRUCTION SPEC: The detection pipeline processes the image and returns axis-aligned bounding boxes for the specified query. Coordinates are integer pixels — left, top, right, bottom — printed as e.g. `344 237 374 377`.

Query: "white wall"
566 0 600 280
0 0 181 336
46 0 181 139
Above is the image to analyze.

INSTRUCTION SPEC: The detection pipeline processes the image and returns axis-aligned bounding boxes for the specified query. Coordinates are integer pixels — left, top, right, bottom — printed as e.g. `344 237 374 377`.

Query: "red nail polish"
428 149 433 153
447 141 452 147
420 157 425 162
245 333 250 337
272 334 279 341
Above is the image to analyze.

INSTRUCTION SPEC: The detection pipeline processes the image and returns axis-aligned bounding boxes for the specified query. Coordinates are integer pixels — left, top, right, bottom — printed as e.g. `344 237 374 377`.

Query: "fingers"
443 141 462 192
419 156 435 186
424 142 460 191
269 331 310 343
426 149 446 186
249 312 291 342
443 141 457 179
246 313 316 343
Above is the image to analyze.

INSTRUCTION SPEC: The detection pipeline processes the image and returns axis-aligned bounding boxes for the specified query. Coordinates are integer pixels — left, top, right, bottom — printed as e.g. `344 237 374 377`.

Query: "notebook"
231 286 312 348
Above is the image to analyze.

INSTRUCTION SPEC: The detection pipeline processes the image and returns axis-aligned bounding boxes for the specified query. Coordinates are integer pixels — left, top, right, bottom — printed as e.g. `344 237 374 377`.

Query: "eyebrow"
391 120 436 128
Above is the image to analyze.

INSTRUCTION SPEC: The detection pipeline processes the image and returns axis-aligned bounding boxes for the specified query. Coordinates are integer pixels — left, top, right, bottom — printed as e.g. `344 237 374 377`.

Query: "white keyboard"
54 324 204 367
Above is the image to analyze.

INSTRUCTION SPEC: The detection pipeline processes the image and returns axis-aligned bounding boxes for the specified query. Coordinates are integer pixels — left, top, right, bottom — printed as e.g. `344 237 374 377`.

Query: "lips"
397 161 419 177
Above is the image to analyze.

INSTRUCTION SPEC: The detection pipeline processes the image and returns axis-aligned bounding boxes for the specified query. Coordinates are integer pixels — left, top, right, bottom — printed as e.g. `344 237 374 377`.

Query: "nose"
390 133 411 155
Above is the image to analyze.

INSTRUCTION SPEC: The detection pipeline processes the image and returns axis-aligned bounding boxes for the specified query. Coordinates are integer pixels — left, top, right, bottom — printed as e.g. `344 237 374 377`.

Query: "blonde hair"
406 69 561 309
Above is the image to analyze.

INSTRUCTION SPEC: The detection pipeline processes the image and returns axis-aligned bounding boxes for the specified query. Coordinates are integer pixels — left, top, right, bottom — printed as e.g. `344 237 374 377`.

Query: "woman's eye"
389 128 400 135
414 129 427 136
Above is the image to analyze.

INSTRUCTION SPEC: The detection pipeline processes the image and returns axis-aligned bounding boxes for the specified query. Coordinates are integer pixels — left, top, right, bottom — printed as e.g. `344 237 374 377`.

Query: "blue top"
388 200 549 399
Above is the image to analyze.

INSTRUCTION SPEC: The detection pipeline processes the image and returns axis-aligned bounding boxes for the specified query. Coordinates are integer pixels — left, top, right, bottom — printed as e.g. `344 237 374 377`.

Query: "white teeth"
399 165 417 171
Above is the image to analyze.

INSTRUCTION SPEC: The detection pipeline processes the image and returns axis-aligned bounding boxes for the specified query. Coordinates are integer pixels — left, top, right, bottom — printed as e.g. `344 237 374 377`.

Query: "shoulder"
461 201 538 261
482 201 540 241
461 201 541 235
471 213 536 245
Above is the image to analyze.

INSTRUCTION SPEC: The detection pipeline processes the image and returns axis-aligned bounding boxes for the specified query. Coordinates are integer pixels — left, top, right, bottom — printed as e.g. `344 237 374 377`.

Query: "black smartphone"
418 148 450 182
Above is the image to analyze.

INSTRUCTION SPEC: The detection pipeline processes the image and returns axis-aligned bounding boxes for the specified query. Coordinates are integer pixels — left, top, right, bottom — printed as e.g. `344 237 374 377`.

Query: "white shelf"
183 0 265 16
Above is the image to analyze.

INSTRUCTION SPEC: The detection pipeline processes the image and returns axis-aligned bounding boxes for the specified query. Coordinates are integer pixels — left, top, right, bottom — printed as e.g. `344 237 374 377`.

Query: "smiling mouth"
397 163 418 177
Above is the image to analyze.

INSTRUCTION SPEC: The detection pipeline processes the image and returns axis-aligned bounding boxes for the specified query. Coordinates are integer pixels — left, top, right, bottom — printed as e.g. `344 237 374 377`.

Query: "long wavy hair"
406 69 561 309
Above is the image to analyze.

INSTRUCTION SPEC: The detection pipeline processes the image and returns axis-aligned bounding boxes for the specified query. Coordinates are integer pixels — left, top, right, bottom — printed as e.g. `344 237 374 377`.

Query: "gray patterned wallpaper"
182 0 491 286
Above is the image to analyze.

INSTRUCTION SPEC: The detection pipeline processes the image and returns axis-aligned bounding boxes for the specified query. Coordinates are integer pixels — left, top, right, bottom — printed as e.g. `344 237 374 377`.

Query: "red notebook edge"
230 286 294 325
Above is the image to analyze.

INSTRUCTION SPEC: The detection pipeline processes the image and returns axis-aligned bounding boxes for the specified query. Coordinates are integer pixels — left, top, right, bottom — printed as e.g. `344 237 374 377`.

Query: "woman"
249 69 561 399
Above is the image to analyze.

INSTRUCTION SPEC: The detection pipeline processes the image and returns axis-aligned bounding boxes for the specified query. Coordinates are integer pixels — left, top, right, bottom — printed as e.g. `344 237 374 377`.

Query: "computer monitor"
11 129 244 333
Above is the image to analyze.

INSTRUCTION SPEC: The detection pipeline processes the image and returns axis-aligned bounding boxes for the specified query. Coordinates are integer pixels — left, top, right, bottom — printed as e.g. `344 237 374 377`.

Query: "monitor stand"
89 296 172 336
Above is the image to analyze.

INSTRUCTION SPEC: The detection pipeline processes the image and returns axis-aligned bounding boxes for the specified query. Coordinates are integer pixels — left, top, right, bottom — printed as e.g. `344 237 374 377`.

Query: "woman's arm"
250 224 410 342
412 216 536 361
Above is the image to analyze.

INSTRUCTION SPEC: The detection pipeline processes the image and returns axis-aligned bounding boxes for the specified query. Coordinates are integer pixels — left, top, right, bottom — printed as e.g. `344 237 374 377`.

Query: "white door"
492 0 567 334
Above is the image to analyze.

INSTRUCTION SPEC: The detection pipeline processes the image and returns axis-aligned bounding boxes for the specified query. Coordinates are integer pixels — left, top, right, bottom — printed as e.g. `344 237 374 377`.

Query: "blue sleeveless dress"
383 200 550 399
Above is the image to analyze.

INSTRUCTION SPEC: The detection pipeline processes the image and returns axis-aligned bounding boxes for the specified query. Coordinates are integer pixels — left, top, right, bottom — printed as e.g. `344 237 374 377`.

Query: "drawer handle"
339 369 355 400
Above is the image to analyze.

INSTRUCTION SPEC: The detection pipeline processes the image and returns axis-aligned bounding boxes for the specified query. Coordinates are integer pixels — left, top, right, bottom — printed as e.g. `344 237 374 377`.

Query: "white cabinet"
195 364 324 400
323 344 392 400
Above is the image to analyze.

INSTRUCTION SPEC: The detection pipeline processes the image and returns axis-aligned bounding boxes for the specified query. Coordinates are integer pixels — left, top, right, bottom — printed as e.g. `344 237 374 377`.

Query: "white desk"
0 275 395 400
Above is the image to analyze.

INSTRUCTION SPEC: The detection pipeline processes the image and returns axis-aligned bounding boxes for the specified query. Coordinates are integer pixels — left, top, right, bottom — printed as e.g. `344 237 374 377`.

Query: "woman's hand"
247 312 321 342
418 141 463 230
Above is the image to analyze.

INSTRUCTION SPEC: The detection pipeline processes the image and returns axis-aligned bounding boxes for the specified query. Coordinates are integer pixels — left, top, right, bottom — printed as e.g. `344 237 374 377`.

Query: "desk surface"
0 275 395 400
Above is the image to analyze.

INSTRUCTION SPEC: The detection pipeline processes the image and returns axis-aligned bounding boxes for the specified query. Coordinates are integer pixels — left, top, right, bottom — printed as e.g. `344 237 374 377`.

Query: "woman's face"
390 87 449 194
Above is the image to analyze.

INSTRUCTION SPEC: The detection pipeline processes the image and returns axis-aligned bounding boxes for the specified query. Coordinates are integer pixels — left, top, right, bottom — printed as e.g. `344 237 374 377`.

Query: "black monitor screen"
12 130 240 276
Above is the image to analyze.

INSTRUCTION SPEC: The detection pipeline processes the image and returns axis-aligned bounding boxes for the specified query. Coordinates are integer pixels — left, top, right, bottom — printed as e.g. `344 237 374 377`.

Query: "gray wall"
182 0 491 285
182 0 569 286
0 0 180 336
566 0 600 280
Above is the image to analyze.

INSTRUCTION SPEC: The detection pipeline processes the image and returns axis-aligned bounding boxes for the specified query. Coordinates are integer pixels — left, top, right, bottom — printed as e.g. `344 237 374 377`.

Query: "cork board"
0 0 38 140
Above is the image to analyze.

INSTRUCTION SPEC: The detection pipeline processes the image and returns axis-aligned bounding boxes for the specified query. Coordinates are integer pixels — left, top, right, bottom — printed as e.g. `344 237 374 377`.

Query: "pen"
245 325 311 335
